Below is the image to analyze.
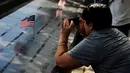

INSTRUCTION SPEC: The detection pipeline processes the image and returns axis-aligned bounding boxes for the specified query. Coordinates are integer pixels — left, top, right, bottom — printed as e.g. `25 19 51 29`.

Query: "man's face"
76 17 86 37
78 17 93 36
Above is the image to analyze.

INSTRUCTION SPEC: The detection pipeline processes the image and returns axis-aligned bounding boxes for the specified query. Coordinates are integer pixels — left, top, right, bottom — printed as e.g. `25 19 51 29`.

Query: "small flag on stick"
20 15 35 28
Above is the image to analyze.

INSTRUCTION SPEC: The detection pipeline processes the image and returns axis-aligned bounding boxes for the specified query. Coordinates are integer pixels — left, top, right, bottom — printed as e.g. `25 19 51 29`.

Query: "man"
55 3 130 73
109 0 130 36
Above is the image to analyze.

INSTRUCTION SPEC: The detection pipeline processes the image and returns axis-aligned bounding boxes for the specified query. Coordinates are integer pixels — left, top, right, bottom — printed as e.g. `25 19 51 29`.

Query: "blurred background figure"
55 9 63 19
58 0 66 8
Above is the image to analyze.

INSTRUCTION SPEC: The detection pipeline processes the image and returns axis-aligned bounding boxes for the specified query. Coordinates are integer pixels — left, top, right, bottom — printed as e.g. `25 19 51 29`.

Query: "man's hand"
59 18 74 44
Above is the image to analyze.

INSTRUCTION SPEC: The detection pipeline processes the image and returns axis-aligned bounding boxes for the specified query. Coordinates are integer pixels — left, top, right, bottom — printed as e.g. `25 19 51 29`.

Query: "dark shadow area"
0 0 32 19
14 42 28 55
48 0 60 3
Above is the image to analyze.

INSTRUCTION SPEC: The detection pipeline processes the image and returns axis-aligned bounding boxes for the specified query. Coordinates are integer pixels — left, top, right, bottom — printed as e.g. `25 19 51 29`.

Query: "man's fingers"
60 21 63 31
63 19 66 27
64 18 69 27
63 18 67 27
70 21 74 28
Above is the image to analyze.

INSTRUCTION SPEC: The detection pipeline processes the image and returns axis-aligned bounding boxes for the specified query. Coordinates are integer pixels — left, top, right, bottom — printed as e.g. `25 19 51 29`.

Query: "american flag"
20 15 35 28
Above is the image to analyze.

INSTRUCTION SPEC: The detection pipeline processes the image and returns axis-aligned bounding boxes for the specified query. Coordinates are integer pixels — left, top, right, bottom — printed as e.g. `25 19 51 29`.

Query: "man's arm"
55 46 82 69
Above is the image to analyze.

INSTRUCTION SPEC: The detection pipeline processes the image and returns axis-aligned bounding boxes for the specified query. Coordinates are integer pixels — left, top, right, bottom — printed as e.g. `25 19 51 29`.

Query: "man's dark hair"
82 3 112 31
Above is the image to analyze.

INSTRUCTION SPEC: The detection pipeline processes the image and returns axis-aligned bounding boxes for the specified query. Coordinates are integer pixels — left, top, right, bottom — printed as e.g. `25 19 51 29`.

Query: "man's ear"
83 20 93 30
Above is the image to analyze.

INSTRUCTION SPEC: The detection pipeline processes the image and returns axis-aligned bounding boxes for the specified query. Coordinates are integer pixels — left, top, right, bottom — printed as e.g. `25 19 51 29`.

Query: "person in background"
55 3 130 73
109 0 130 36
58 0 66 8
55 8 63 19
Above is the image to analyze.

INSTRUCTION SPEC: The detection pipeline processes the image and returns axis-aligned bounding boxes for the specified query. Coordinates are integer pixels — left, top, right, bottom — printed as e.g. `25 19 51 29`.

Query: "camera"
68 17 80 26
59 17 80 26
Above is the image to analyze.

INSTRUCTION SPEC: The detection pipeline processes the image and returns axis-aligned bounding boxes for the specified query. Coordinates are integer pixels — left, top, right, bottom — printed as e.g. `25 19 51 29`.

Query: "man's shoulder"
86 28 123 43
83 34 104 48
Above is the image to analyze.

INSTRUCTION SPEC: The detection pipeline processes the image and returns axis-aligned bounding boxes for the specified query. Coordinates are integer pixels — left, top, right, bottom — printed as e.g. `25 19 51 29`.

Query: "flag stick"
33 19 35 39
